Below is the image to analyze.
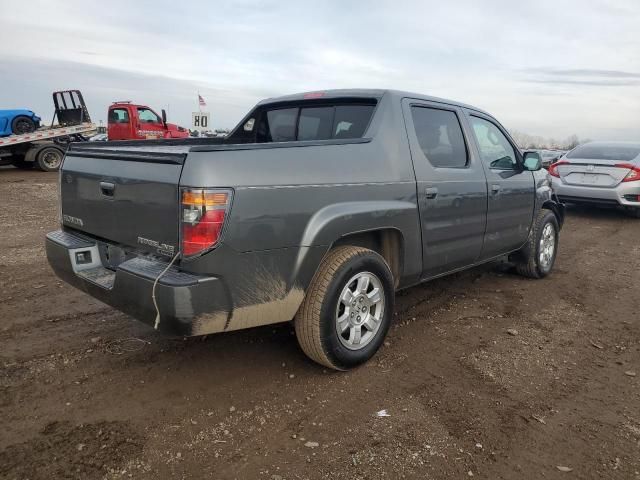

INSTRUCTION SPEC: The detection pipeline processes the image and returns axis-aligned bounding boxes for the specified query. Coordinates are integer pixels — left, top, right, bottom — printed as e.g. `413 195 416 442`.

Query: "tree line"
509 131 590 150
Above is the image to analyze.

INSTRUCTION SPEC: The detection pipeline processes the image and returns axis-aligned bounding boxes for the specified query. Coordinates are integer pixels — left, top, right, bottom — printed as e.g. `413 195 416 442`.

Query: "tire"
11 115 36 135
11 154 34 170
515 209 559 279
294 246 395 370
35 146 64 172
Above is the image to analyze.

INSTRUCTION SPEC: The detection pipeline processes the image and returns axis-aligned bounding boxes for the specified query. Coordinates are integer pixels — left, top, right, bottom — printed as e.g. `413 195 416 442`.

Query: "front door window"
470 116 518 170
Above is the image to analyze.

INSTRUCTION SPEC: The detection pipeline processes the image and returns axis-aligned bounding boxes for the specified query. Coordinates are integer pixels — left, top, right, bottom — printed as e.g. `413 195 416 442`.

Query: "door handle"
425 187 438 199
100 181 115 197
490 184 501 195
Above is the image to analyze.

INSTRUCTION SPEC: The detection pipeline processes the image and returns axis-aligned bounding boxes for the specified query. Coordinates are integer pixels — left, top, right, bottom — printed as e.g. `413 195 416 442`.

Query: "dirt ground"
0 166 638 480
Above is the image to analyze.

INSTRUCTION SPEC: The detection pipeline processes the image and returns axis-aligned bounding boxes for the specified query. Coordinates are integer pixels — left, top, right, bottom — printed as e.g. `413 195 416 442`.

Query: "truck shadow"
118 260 501 374
563 203 633 220
0 165 55 176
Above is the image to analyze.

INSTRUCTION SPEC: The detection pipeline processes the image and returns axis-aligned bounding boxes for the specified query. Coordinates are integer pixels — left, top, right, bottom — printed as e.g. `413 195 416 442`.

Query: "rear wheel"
36 146 64 172
294 246 395 370
11 116 36 135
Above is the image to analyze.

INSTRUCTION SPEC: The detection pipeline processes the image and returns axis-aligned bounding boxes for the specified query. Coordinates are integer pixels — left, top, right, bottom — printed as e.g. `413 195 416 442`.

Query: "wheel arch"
541 199 565 229
297 200 421 289
331 228 404 288
33 143 66 171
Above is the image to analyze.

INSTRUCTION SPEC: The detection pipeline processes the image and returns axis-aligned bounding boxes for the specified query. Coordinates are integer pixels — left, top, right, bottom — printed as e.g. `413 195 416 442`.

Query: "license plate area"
97 242 138 270
565 172 614 187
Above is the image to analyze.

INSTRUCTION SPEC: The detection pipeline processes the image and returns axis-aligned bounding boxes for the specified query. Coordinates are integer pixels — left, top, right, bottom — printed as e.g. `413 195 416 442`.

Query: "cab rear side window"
410 106 468 168
256 103 375 142
109 108 129 124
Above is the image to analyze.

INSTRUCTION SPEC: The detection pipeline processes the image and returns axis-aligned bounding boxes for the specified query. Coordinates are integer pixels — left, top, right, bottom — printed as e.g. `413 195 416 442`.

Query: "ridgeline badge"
137 236 175 256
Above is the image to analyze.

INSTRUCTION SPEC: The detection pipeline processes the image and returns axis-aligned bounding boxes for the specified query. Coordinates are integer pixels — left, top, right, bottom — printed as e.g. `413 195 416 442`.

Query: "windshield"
137 108 161 123
567 144 640 161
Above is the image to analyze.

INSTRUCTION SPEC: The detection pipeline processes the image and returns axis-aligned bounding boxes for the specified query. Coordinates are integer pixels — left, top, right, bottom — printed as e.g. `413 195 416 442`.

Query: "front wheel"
515 209 559 279
295 246 395 370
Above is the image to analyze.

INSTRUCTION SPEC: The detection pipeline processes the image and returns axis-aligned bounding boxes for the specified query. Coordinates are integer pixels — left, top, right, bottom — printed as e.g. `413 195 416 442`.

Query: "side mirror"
161 109 167 127
523 151 542 171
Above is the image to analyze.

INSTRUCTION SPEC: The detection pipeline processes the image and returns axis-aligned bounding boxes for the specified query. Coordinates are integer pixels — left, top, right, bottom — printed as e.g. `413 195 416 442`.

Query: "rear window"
298 107 334 141
266 108 297 142
256 103 375 143
109 108 129 124
567 144 640 161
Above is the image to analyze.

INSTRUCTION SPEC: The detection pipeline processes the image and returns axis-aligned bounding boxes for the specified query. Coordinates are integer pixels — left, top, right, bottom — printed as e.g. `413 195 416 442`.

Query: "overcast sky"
1 0 639 140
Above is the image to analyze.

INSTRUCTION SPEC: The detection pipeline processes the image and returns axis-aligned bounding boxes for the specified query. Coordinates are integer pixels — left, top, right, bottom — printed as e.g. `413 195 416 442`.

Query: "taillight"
616 163 640 182
548 160 569 178
181 189 231 257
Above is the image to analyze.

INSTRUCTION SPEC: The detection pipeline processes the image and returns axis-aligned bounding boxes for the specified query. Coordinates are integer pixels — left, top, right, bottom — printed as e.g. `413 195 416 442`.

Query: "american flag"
198 94 206 107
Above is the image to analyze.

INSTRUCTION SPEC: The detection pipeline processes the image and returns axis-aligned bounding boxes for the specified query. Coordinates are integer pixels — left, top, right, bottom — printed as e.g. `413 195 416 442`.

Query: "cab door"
135 107 166 139
402 99 488 279
463 111 535 259
107 107 131 140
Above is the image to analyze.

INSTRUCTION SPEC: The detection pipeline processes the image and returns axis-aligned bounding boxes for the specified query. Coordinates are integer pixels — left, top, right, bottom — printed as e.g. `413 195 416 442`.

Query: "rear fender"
298 200 422 287
192 201 420 333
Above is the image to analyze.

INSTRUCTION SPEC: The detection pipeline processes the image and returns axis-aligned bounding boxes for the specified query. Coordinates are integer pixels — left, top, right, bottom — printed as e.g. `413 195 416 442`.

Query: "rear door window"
256 103 375 143
410 106 468 168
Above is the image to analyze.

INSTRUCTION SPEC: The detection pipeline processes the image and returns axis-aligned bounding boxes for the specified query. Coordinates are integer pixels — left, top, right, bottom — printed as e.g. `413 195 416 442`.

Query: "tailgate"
60 147 186 257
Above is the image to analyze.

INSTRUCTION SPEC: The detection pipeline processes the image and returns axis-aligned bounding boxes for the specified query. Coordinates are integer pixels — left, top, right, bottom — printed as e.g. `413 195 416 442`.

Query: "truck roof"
259 89 491 116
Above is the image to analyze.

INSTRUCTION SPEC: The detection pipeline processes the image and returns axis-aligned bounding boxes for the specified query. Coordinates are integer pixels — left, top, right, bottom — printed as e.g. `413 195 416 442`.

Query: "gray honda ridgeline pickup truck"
46 89 564 370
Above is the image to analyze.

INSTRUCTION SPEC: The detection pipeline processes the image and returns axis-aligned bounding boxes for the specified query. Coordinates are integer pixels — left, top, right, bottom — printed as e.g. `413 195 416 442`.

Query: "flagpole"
198 91 201 113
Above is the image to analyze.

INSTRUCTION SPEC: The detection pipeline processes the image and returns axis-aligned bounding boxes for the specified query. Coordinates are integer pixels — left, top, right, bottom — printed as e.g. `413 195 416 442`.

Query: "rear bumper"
45 230 231 336
550 177 640 207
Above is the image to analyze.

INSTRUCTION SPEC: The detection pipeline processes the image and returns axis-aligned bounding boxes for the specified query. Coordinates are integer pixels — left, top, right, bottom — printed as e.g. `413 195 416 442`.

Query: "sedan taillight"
181 189 231 257
548 160 569 178
616 163 640 182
